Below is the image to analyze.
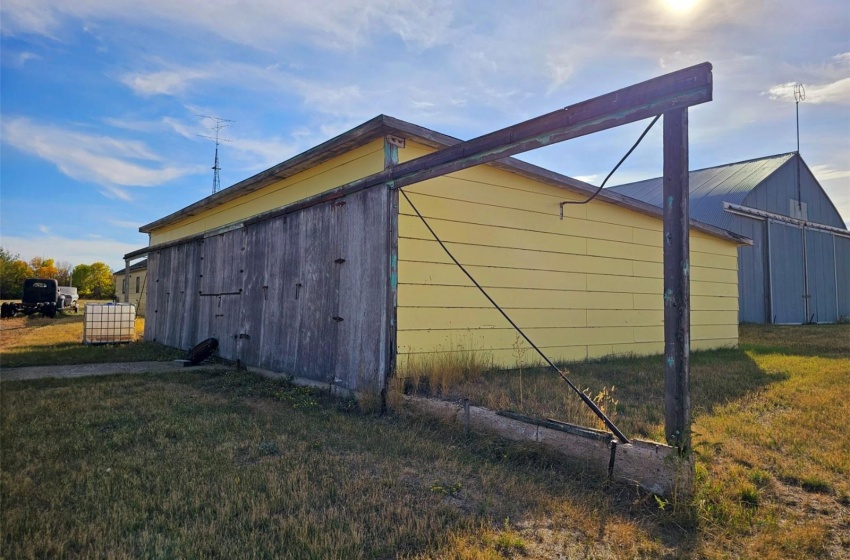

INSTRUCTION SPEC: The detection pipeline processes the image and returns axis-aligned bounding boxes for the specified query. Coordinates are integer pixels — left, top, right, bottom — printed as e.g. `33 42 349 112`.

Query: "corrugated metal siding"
743 160 847 228
145 187 391 392
613 153 849 324
836 236 850 321
805 229 838 323
733 215 767 323
768 221 806 324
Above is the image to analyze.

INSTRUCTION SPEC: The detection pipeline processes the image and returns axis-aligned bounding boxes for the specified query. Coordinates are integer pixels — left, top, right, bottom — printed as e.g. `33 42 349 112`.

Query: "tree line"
0 247 115 299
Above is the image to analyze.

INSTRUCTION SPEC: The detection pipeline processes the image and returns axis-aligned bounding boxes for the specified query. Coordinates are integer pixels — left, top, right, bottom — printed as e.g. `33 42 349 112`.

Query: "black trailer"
1 278 79 318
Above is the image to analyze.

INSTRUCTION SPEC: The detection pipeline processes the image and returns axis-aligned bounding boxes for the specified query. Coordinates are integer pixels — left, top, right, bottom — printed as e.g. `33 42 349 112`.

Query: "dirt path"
0 361 230 382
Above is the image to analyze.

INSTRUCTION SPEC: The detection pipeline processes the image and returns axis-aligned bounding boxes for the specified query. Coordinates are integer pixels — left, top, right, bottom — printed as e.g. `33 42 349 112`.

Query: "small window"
122 279 126 294
135 276 140 293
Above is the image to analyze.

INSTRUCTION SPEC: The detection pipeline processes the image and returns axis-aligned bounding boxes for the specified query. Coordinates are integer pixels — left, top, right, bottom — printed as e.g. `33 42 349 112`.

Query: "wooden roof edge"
137 110 749 246
139 115 397 233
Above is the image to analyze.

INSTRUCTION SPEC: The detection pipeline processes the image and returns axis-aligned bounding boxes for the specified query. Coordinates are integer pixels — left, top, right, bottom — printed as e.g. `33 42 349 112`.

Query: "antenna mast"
794 83 805 154
793 84 806 212
198 115 233 194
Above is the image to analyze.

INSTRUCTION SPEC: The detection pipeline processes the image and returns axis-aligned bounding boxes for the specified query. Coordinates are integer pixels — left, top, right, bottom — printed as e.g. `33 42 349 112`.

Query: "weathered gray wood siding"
144 186 391 392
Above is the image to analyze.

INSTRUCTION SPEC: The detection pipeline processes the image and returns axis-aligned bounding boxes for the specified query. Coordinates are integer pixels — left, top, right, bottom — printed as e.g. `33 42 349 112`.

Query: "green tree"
88 262 115 299
0 247 33 298
71 264 94 297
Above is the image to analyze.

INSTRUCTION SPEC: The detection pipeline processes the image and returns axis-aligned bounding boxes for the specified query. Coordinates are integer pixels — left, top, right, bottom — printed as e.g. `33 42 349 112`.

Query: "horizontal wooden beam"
387 62 712 190
240 62 711 214
405 396 683 496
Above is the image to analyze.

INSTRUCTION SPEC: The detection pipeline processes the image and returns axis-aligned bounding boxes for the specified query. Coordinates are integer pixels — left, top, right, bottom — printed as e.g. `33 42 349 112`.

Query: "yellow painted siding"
112 269 148 316
397 141 739 367
149 139 385 245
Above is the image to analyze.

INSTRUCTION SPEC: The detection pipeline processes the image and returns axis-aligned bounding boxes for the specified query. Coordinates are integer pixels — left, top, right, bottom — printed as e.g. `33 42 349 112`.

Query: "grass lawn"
1 322 848 558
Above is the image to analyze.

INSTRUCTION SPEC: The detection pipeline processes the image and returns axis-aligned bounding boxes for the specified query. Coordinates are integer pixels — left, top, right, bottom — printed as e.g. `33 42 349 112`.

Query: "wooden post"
383 135 401 411
123 259 131 303
662 108 691 456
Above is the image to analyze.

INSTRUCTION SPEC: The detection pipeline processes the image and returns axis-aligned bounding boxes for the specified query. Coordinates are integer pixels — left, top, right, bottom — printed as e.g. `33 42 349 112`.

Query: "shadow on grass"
441 345 788 441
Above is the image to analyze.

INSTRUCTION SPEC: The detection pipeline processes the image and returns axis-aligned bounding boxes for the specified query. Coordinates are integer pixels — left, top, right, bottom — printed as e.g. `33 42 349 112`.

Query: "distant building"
611 153 849 324
112 259 147 316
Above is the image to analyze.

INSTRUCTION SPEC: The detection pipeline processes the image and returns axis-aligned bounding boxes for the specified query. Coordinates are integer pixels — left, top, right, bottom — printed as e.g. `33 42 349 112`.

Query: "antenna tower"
198 115 233 194
792 84 806 212
793 83 805 154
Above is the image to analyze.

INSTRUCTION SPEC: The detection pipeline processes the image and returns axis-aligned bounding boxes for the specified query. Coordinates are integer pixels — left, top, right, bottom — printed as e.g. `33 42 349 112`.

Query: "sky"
1 0 848 271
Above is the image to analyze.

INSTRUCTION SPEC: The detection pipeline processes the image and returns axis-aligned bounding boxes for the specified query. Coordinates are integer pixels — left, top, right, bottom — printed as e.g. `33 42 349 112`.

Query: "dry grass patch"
0 313 182 367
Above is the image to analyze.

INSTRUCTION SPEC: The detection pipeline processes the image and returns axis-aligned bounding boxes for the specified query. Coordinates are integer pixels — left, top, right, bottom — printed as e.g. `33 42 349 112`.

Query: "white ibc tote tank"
83 303 137 344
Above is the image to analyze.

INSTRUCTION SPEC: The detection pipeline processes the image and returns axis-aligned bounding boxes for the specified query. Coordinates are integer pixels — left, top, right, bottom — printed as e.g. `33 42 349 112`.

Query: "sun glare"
665 0 700 12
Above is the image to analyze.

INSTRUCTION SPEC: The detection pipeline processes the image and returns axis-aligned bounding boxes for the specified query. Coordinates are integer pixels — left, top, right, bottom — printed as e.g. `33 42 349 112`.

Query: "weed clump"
395 339 493 398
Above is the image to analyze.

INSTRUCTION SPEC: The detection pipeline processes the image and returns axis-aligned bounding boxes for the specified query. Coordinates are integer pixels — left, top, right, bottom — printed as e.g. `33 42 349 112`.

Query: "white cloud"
120 68 211 96
809 164 850 183
1 117 203 195
227 137 300 170
103 111 306 173
119 61 295 98
1 0 458 50
767 78 850 105
107 219 145 230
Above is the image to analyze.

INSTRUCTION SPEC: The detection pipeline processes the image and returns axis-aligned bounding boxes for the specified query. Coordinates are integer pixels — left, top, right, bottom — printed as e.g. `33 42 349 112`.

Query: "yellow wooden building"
112 259 147 316
129 115 747 390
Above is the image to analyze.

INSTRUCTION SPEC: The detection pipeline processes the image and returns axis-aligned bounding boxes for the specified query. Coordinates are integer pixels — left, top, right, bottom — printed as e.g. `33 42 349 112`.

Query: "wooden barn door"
198 228 247 360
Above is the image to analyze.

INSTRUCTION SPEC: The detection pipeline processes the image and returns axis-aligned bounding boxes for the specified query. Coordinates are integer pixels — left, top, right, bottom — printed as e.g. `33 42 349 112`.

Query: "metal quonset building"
611 153 850 324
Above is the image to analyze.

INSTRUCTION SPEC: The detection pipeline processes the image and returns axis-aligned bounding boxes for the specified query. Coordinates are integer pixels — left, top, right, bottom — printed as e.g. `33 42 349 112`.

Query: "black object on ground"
185 338 218 366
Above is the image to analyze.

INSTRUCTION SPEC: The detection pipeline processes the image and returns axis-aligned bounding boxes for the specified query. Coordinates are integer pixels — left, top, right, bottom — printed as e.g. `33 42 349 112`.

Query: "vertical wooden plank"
168 247 180 346
240 221 267 367
334 186 389 391
143 254 158 342
123 260 130 304
155 248 172 345
296 202 339 382
278 213 302 372
662 108 691 455
182 241 202 349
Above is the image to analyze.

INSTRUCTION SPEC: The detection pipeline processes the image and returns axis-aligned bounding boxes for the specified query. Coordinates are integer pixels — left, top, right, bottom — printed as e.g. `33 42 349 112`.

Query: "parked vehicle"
0 278 79 318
